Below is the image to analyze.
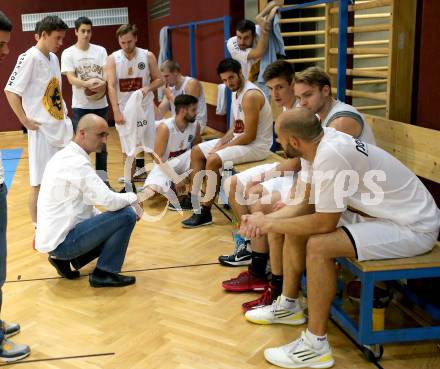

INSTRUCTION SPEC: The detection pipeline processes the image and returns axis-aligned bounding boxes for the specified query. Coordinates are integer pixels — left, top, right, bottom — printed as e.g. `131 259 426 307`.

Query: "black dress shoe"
89 269 136 288
181 207 212 228
48 257 80 279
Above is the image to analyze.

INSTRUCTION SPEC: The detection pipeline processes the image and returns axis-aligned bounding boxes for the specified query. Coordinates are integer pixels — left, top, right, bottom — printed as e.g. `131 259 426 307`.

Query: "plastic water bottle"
219 161 233 207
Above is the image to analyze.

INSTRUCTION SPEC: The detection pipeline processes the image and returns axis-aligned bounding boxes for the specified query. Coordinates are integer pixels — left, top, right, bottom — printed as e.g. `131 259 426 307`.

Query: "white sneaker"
264 331 335 368
245 296 306 325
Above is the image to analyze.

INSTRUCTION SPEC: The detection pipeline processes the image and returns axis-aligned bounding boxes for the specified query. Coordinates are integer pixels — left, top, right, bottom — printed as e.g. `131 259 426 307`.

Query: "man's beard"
231 77 243 92
284 142 302 158
185 115 196 123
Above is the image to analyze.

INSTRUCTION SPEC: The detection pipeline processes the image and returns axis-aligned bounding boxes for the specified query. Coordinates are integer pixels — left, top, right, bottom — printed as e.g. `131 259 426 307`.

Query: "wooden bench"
330 114 440 361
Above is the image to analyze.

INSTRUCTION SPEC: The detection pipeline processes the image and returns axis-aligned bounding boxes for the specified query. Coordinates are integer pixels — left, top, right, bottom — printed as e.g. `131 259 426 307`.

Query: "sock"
305 328 327 350
33 222 37 229
279 294 298 310
201 205 211 214
93 267 111 277
271 274 283 289
251 251 269 278
234 225 249 242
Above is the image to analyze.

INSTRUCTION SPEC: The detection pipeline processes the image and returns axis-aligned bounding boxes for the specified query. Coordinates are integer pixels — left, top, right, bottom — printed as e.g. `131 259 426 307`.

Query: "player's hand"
22 117 41 131
131 202 144 221
175 181 187 196
209 140 227 154
88 78 106 92
267 6 280 24
272 200 286 212
140 86 150 97
245 179 263 197
240 212 267 239
114 111 125 125
163 86 173 100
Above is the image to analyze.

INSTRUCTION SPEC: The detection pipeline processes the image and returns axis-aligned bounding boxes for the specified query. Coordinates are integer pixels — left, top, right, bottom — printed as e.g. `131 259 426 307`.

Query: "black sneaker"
182 208 212 228
219 240 251 266
168 194 194 211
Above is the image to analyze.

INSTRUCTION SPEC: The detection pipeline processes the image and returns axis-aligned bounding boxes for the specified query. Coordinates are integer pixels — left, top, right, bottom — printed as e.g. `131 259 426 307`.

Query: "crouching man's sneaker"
0 339 30 363
264 331 334 368
245 296 306 325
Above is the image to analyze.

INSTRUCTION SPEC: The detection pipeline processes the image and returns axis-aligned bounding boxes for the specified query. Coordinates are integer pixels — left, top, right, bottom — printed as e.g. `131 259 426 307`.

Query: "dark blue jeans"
49 207 136 274
0 183 7 341
72 107 109 173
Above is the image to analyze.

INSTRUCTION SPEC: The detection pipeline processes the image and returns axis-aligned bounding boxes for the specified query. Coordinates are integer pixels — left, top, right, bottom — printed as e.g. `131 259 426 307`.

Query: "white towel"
216 83 227 115
117 90 156 157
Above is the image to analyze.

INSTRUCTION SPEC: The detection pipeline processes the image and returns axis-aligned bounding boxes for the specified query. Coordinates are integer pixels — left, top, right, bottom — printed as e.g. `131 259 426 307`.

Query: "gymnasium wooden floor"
1 129 439 368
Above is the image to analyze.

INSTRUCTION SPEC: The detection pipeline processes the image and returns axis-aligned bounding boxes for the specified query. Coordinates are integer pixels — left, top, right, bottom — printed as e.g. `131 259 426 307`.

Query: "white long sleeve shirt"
36 141 137 253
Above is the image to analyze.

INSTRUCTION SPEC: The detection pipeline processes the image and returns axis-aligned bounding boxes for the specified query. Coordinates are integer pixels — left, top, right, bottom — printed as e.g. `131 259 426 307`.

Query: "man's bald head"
276 108 323 142
76 114 107 135
74 114 109 154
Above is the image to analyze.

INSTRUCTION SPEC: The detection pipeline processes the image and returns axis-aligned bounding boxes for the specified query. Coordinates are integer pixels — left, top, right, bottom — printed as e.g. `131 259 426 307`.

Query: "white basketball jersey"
169 76 208 126
160 117 198 161
232 80 273 148
113 47 150 110
322 100 376 145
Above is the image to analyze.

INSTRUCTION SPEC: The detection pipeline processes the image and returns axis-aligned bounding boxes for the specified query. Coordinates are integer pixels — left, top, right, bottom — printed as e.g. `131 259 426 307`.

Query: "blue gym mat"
1 148 23 188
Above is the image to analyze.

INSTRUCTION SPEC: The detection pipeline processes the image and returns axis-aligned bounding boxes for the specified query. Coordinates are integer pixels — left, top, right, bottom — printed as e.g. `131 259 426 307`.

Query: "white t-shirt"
227 26 261 79
300 128 440 233
36 141 137 253
61 43 108 109
4 46 72 147
232 80 273 149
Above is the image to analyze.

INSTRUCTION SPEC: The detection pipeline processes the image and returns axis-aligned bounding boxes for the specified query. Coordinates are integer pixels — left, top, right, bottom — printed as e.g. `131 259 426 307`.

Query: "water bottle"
219 161 233 206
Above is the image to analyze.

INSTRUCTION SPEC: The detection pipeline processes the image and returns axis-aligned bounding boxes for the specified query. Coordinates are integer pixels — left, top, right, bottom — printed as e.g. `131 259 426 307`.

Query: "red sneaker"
222 270 268 292
242 284 281 312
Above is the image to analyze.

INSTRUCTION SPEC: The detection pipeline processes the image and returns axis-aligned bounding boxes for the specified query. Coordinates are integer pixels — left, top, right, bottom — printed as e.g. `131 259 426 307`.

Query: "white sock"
279 294 298 310
305 328 327 350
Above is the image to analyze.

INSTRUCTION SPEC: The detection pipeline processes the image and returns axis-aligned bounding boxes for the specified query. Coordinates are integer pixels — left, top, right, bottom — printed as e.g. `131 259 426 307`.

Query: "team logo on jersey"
354 139 368 157
188 135 194 143
234 119 245 134
138 62 146 70
43 77 64 120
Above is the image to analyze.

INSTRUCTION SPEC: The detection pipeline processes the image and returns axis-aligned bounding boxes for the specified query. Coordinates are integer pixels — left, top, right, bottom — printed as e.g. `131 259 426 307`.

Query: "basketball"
84 77 107 101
